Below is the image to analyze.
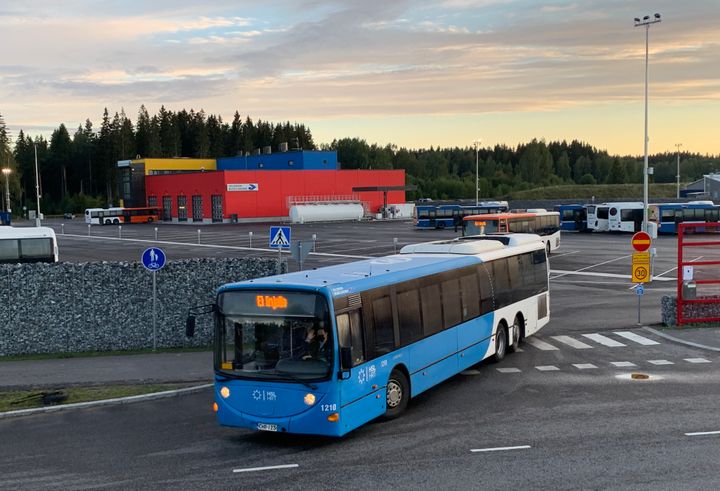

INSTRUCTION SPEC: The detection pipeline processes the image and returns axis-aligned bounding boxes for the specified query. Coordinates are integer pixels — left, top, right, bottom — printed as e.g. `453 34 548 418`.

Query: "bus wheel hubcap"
387 381 402 408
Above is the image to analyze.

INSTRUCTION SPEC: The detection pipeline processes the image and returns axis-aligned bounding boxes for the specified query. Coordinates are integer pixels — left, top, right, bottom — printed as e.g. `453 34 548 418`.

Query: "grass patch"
507 183 680 200
0 346 211 363
0 383 197 412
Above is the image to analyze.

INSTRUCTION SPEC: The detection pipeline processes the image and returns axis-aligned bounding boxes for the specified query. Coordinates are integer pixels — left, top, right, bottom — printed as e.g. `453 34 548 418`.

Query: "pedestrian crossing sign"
269 226 291 249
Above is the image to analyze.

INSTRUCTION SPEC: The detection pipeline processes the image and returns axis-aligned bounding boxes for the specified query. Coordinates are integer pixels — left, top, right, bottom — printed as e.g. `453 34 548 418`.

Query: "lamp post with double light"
634 12 661 233
675 143 682 199
1 168 10 214
473 139 481 206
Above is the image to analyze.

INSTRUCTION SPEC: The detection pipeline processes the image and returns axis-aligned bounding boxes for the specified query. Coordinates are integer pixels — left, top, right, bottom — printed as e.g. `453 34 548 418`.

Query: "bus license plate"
257 423 278 432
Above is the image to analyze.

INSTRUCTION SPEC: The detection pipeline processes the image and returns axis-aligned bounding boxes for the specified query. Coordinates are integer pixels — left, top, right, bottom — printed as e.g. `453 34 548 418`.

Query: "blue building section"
217 150 338 171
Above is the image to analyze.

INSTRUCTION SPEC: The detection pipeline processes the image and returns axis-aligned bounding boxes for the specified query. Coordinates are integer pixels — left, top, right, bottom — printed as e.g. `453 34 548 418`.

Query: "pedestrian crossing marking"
573 363 598 369
525 338 559 351
496 368 522 373
611 361 637 367
535 365 560 371
685 358 711 364
613 331 660 346
648 359 674 365
552 335 593 349
582 333 626 347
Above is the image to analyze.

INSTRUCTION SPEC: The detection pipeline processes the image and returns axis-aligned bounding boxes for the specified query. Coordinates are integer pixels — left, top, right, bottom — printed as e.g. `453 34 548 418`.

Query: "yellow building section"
133 158 216 175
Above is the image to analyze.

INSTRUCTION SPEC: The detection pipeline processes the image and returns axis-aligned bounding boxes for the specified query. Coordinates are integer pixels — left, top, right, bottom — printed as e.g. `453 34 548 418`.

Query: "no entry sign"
631 231 652 252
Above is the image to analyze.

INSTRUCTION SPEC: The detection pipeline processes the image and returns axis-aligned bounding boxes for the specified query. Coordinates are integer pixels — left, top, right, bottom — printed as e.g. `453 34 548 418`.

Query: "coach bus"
555 204 587 231
415 201 509 229
85 207 159 225
0 226 59 263
586 203 609 232
649 201 720 234
462 210 561 253
186 233 549 437
607 202 644 232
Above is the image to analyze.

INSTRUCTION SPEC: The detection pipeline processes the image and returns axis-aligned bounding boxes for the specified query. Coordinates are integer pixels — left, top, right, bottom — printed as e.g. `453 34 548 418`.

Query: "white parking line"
535 365 560 371
470 445 531 453
550 254 632 280
551 335 593 349
582 333 626 347
647 359 674 365
611 361 637 367
496 368 522 373
573 363 598 370
685 358 711 364
614 331 660 346
550 250 580 258
525 338 559 351
233 464 299 473
685 430 720 437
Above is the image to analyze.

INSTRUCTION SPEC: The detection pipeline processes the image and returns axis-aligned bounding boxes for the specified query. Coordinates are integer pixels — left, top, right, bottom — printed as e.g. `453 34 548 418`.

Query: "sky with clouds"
2 0 719 155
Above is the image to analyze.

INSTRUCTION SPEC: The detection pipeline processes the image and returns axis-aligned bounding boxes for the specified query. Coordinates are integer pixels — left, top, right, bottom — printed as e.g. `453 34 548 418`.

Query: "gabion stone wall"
661 295 677 326
662 294 720 327
0 258 280 356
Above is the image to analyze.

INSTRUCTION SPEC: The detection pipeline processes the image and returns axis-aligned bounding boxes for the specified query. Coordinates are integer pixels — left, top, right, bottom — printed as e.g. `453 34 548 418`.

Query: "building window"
177 195 188 222
147 196 157 207
162 196 172 221
192 195 203 221
211 195 223 223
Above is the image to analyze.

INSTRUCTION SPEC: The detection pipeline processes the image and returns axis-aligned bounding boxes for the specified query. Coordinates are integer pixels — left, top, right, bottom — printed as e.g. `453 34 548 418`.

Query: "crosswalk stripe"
525 338 559 351
648 359 674 365
573 363 598 369
551 335 593 349
582 333 626 347
535 365 560 371
496 368 522 373
685 358 711 364
611 361 637 367
613 331 660 346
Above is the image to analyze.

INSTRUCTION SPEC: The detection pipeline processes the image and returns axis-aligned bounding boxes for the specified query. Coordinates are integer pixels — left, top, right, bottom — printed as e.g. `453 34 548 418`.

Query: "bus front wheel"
384 369 409 420
492 324 508 363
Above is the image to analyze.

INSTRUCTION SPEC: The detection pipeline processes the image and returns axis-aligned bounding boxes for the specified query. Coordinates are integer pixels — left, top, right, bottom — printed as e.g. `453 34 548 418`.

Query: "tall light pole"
34 143 42 227
634 13 661 233
1 168 10 213
473 139 481 206
675 143 682 199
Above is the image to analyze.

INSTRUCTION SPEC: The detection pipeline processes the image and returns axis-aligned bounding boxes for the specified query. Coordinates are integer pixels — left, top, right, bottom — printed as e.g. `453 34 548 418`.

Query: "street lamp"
675 143 682 199
34 143 42 227
473 139 481 206
1 168 10 213
634 13 662 233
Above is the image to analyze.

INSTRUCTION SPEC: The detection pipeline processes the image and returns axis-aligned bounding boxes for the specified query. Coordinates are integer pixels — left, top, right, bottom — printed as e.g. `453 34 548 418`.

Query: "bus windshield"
216 291 333 380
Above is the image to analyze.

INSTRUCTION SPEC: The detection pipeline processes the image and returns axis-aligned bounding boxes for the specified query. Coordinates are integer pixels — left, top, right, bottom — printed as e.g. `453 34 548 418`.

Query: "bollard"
393 237 398 254
118 225 122 239
249 231 253 248
154 227 158 240
88 224 91 236
312 233 317 252
197 229 201 244
61 223 65 235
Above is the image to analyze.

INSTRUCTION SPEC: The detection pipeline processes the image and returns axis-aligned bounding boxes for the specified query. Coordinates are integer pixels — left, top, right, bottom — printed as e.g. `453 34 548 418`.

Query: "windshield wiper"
258 369 318 390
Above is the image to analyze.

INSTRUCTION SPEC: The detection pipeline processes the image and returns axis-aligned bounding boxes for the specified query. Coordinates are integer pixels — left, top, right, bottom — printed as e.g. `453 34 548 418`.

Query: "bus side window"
336 311 365 367
397 289 422 346
371 296 395 356
420 283 443 336
441 279 462 329
460 274 480 320
478 265 494 314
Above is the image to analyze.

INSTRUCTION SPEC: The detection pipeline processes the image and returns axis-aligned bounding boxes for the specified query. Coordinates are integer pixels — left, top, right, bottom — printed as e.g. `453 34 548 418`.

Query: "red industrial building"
145 169 406 222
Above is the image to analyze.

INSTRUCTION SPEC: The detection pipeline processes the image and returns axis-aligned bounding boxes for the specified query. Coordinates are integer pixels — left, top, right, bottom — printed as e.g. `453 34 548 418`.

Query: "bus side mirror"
186 315 196 338
340 347 353 371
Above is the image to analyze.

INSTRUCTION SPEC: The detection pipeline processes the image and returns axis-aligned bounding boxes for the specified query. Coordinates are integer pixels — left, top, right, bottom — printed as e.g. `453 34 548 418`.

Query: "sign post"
142 247 167 351
631 232 652 325
291 240 312 271
269 226 291 273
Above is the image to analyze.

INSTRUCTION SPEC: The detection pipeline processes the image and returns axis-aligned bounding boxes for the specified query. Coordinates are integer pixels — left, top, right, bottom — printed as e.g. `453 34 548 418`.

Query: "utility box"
683 281 697 300
230 214 238 223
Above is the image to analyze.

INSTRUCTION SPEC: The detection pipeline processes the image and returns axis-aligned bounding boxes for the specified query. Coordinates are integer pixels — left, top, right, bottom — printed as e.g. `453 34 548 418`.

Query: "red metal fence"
677 222 720 325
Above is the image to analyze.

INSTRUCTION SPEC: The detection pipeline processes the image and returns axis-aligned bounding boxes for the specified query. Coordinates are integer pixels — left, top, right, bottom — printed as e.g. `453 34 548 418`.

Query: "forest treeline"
1 108 719 213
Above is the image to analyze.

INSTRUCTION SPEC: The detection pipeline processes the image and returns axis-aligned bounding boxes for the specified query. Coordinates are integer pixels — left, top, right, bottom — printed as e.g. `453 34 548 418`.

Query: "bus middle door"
336 310 385 433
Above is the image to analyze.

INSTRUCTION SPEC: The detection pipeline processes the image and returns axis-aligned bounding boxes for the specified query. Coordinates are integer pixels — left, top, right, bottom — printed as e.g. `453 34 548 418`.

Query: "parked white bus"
607 202 644 232
0 226 59 263
586 204 609 232
85 207 124 225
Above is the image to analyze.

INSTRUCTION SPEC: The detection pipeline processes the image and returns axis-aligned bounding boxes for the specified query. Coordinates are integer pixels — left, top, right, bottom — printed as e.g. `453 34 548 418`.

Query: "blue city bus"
554 204 587 231
415 201 508 229
187 234 549 437
649 201 720 234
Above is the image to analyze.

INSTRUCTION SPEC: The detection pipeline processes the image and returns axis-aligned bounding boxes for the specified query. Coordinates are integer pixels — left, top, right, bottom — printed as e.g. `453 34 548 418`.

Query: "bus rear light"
327 413 340 423
213 402 218 412
220 386 230 398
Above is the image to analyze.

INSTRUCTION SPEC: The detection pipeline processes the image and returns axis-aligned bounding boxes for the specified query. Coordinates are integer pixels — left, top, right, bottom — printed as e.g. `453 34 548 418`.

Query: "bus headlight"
303 393 316 406
220 386 230 398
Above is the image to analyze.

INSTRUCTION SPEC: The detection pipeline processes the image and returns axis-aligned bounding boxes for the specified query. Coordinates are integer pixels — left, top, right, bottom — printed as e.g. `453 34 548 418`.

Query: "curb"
642 327 720 353
0 383 213 420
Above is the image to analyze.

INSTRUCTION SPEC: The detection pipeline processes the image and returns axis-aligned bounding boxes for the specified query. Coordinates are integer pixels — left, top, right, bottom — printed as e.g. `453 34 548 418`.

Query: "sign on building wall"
227 183 259 192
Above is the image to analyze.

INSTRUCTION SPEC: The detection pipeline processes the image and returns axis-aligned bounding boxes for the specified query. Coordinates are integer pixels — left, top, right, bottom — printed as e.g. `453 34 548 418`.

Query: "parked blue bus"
187 233 549 437
554 204 587 231
415 201 508 229
649 201 720 234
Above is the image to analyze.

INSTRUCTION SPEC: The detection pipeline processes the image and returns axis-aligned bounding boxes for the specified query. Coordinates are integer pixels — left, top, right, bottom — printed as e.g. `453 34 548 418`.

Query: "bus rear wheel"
509 315 523 353
384 369 409 420
492 324 508 363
